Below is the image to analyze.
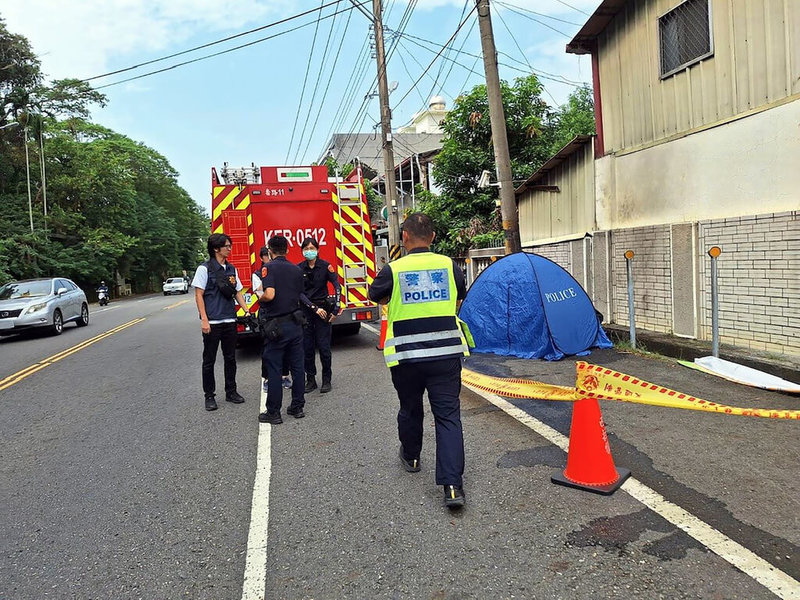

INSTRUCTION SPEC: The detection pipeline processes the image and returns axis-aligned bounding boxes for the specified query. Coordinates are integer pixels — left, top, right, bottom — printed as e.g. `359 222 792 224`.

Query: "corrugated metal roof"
318 132 443 176
514 135 593 195
566 0 629 55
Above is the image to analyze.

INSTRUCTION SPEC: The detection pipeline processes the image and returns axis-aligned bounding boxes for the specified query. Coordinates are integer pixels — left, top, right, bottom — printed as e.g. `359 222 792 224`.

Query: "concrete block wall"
610 225 673 334
465 211 798 358
698 211 799 356
532 243 571 270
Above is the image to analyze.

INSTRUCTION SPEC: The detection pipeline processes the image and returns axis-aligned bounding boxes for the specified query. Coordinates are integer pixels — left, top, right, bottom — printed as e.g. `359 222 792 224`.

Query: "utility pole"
39 120 47 219
372 0 401 247
23 124 34 232
476 0 520 254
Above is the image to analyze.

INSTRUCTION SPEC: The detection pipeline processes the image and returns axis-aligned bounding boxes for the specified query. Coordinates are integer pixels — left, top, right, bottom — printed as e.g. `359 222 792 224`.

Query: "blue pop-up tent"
459 252 612 361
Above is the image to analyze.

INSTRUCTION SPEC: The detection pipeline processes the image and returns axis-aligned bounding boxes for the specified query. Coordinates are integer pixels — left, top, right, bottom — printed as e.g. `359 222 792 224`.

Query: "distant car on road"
0 278 89 336
162 277 189 295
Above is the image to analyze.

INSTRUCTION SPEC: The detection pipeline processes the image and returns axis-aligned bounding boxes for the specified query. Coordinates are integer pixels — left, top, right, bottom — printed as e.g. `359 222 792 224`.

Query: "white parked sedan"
162 277 189 295
0 278 89 336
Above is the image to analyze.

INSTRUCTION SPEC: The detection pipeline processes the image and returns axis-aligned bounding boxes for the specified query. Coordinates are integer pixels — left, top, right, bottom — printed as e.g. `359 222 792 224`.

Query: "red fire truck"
210 163 379 337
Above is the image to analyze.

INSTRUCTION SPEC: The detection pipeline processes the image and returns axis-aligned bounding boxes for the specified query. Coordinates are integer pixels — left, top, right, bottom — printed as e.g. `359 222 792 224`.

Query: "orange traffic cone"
551 395 630 495
376 305 388 350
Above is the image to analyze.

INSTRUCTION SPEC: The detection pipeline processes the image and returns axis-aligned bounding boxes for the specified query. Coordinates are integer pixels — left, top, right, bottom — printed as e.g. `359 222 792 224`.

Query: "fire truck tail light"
236 323 246 333
354 311 372 321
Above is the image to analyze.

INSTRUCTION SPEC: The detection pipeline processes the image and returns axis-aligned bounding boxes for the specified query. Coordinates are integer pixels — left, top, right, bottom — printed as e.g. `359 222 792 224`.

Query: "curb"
603 324 800 385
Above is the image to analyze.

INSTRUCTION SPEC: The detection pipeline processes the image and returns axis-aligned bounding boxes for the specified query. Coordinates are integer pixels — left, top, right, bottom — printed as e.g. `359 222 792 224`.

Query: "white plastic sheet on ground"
690 356 800 394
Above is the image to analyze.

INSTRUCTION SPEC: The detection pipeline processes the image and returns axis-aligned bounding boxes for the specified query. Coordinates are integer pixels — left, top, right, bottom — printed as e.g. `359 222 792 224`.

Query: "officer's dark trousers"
202 322 237 398
303 312 332 381
263 321 305 414
390 357 464 486
261 354 290 380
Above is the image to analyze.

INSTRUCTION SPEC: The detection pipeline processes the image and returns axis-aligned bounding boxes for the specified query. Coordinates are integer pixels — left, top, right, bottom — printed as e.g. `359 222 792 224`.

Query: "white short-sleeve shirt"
191 262 243 324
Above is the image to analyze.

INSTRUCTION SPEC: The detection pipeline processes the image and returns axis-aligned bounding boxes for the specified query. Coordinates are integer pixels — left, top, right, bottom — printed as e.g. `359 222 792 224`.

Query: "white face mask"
303 249 318 260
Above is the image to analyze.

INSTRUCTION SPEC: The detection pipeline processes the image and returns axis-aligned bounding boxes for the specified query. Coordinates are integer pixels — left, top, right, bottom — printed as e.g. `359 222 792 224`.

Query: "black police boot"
320 379 332 393
205 397 218 411
398 447 420 473
443 485 465 509
286 405 305 419
304 376 317 393
258 411 283 424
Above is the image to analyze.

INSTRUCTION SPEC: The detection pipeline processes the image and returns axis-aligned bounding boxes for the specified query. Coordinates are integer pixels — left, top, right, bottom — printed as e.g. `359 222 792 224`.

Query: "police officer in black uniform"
298 237 342 393
253 246 291 392
257 235 308 424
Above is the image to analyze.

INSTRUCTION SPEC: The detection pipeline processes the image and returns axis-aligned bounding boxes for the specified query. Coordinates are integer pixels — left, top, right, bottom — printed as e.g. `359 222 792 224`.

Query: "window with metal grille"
659 0 713 78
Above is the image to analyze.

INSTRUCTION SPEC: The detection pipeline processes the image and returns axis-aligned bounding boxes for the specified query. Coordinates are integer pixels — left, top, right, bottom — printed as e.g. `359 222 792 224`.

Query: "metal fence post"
624 250 636 349
708 246 722 357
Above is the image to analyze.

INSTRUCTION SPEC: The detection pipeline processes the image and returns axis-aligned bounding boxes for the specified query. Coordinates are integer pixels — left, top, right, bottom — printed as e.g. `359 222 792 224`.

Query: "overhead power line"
294 6 348 163
392 5 477 111
286 1 328 164
335 0 415 159
496 1 583 26
92 3 361 90
419 0 472 109
82 0 350 82
396 30 587 87
494 2 572 38
552 0 592 16
320 36 372 153
493 4 559 105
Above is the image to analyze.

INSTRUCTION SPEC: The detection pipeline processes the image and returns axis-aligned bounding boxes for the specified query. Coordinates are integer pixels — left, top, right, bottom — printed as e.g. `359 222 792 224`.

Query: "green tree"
0 17 41 124
548 84 595 154
0 19 208 292
420 76 595 255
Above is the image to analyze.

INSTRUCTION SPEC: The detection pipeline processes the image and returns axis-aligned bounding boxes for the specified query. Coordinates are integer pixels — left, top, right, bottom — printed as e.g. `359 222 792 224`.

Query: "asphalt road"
1 294 797 599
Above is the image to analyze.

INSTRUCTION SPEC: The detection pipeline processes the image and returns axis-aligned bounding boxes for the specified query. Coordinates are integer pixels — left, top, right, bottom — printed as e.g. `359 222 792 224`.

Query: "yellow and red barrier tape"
461 369 576 402
461 361 800 420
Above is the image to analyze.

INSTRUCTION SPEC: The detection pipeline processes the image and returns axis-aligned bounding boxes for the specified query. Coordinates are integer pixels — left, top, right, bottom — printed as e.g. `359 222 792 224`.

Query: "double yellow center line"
0 318 146 392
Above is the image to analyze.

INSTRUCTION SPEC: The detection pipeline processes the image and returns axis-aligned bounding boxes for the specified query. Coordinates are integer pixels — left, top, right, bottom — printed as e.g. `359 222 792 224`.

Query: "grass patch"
614 340 660 358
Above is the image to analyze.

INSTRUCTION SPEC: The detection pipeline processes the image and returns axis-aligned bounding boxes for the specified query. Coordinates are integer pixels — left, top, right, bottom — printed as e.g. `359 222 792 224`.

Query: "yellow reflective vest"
383 251 470 368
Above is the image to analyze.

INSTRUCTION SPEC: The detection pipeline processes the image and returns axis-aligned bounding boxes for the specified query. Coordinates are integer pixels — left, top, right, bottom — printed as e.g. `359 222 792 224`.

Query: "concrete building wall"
570 212 800 357
595 98 800 231
697 211 800 355
610 225 674 333
597 0 800 154
532 243 572 271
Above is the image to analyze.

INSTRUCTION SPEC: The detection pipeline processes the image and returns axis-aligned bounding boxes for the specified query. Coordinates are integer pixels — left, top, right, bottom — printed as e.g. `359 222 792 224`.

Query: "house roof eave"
566 0 630 55
514 135 593 196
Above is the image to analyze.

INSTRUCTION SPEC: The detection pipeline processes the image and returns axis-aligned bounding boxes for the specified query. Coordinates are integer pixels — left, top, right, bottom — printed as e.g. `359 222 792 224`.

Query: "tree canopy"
418 75 595 255
0 18 208 293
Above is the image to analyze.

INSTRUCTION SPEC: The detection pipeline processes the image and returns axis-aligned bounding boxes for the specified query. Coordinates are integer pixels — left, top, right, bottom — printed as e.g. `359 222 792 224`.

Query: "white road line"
93 306 120 313
362 322 380 336
465 386 800 600
242 380 272 600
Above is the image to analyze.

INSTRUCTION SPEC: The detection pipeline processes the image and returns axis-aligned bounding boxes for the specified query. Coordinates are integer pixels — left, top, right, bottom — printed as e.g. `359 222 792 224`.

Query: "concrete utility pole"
372 0 401 247
476 0 521 254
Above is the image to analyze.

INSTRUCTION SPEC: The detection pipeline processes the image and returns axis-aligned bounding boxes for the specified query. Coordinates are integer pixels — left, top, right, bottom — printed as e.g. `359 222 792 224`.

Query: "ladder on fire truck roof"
335 180 370 307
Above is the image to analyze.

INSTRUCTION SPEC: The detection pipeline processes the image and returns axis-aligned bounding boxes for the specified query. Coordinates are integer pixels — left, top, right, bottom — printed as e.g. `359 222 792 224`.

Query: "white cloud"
1 0 294 81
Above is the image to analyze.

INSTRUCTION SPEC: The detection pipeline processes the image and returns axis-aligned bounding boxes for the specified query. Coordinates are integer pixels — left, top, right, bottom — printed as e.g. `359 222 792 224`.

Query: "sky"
1 0 602 217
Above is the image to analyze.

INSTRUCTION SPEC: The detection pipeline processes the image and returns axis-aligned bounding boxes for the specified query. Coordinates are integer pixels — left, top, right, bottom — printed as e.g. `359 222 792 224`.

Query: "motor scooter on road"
97 289 109 306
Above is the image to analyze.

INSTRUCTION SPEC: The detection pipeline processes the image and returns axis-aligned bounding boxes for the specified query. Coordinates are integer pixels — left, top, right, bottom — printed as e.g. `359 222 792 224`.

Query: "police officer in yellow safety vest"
368 213 471 509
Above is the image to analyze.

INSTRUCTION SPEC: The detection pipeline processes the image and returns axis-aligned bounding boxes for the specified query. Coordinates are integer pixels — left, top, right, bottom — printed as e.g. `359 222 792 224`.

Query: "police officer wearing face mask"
298 237 342 394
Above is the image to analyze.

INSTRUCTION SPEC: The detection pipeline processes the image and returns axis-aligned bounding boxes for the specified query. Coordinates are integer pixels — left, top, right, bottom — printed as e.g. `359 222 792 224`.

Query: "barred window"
659 0 713 78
